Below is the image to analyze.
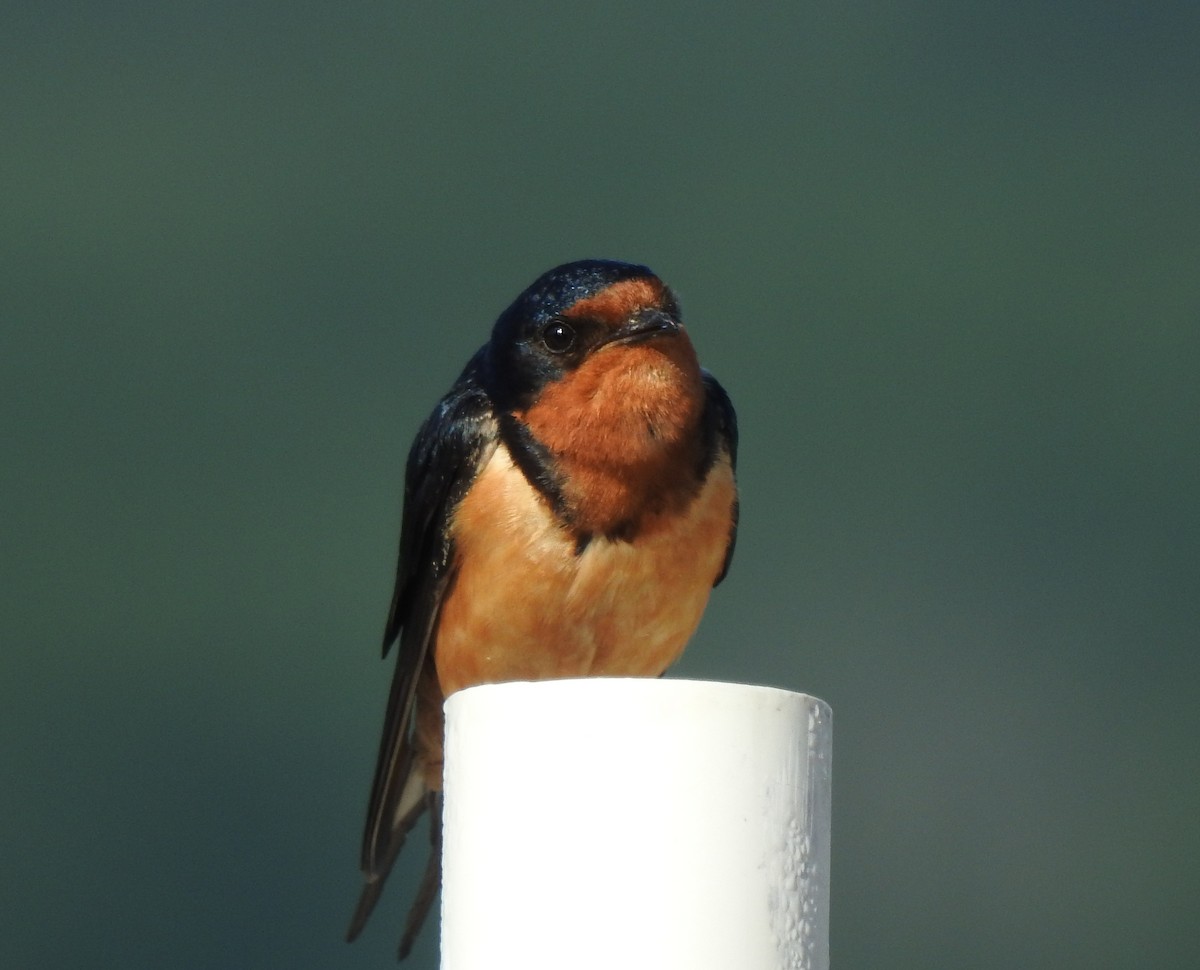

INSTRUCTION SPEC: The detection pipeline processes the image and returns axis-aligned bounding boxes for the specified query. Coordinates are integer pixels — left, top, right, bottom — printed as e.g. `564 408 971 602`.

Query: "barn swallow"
346 259 738 957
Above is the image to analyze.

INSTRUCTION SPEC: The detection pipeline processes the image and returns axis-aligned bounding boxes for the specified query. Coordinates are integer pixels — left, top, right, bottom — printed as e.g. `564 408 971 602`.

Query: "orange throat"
517 332 707 537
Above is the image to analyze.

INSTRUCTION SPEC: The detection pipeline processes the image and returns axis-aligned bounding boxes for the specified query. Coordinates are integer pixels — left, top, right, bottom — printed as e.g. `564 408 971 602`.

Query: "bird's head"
485 259 692 413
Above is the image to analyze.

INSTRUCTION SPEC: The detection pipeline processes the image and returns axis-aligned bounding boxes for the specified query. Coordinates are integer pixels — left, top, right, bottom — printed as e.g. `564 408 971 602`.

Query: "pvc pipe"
440 678 832 970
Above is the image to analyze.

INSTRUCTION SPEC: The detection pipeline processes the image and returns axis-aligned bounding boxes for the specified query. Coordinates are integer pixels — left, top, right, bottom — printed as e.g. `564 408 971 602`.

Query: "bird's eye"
540 319 577 354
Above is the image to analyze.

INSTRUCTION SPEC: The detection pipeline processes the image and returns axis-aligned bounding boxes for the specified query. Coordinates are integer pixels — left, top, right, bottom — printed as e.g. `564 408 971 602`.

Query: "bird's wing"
348 350 497 941
701 369 739 586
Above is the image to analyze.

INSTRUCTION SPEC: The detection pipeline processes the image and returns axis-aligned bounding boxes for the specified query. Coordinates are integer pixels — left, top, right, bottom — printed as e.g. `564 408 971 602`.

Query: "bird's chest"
434 445 734 696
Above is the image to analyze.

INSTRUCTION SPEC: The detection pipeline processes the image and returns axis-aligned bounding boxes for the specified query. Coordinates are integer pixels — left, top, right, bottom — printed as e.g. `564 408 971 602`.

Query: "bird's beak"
610 309 681 345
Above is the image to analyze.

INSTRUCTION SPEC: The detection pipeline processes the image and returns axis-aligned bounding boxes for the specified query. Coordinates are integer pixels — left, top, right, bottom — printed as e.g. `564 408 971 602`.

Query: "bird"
346 258 738 958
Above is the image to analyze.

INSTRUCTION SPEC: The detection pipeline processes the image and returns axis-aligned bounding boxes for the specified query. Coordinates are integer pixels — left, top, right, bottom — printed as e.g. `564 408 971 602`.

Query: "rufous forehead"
561 277 667 326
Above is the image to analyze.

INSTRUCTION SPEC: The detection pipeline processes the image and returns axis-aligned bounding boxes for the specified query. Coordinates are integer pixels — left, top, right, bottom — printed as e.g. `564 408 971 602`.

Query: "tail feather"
345 874 388 944
345 778 433 944
397 791 444 960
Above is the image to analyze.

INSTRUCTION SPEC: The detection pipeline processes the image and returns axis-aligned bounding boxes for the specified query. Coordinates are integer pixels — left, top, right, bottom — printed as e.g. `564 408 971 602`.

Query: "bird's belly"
434 446 734 697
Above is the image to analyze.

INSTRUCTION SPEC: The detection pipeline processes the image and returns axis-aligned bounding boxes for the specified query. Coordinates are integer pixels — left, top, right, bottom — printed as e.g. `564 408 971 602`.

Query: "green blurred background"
4 2 1197 967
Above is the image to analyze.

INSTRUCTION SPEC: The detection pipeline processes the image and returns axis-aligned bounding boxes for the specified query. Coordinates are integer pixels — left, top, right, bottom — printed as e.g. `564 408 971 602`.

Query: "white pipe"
440 678 832 970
